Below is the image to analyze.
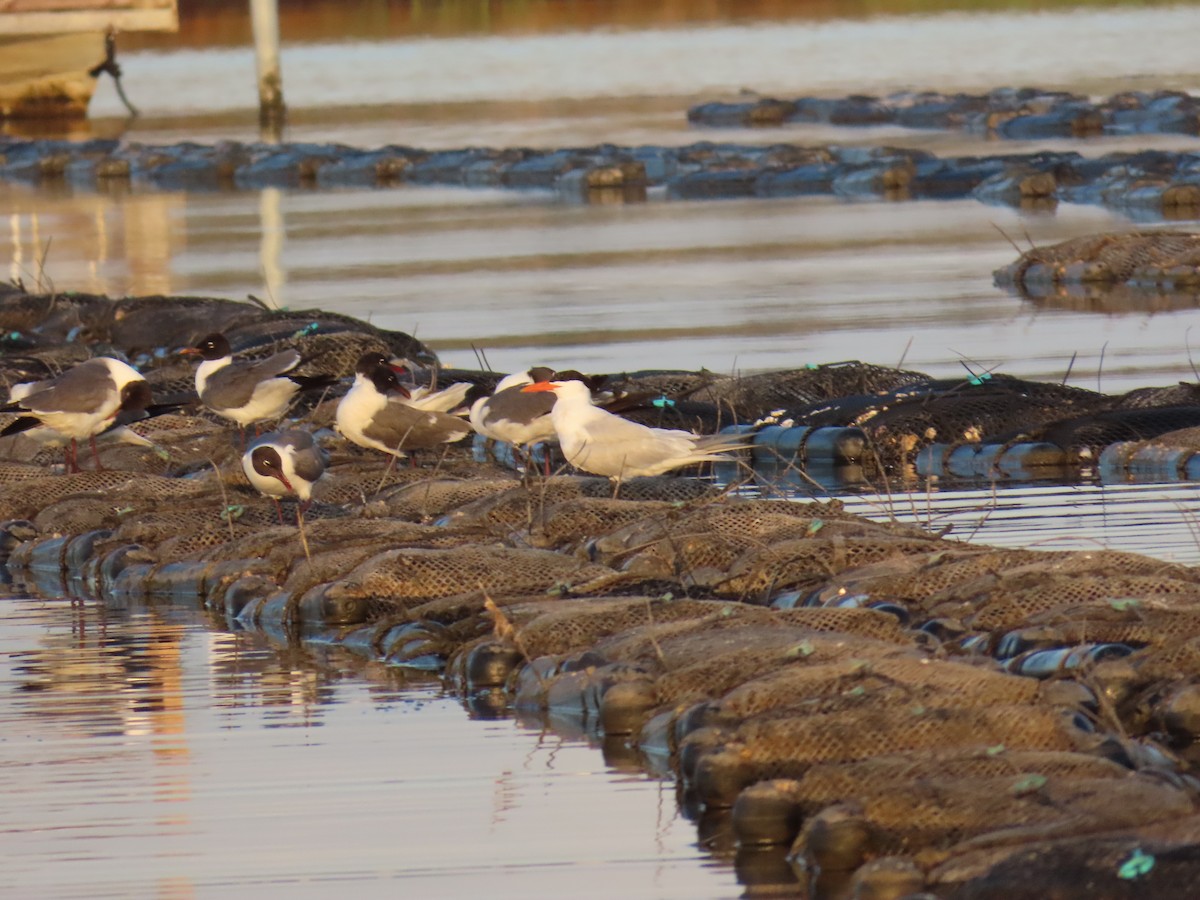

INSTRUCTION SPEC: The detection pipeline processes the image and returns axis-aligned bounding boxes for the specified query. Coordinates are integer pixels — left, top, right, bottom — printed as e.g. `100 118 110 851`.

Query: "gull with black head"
469 366 565 474
1 357 151 472
390 356 475 414
469 367 559 446
184 332 336 439
242 429 326 525
336 351 471 460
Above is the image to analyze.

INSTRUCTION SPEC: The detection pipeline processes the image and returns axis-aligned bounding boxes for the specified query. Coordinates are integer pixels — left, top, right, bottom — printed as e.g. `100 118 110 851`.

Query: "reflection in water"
0 595 735 898
728 460 1200 564
1003 280 1200 314
11 605 186 749
259 186 286 305
835 480 1200 565
5 190 185 299
2 601 197 896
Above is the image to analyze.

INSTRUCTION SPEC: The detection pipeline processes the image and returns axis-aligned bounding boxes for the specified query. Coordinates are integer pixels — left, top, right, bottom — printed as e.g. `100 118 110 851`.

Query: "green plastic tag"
1118 848 1155 880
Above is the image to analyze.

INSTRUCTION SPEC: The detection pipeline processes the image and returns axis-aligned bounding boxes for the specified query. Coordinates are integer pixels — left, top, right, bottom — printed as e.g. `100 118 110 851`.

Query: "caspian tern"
522 377 747 480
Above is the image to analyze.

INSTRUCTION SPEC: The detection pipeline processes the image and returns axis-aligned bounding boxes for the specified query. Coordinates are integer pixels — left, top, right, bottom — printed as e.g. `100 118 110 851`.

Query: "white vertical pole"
249 0 285 131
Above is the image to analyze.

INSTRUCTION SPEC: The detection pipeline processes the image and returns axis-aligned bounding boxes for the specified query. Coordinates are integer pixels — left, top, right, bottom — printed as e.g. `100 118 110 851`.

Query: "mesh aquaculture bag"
520 497 679 550
370 478 522 521
510 596 739 659
1036 406 1200 460
931 812 1200 899
711 654 1038 724
801 772 1193 860
719 702 1092 780
587 498 850 566
855 550 1111 610
0 472 210 520
791 748 1132 818
933 572 1200 632
651 622 919 704
437 479 606 532
324 545 620 618
0 287 116 342
863 384 1109 462
718 536 945 598
319 464 450 506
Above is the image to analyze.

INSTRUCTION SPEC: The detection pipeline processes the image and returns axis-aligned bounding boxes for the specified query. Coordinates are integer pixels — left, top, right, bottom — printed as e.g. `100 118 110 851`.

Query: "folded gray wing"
280 430 326 483
363 399 470 449
248 349 302 381
482 385 556 428
21 360 114 414
204 350 300 409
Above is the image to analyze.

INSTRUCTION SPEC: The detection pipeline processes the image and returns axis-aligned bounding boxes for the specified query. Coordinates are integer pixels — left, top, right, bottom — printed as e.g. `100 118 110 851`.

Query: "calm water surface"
5 2 1200 894
0 593 735 898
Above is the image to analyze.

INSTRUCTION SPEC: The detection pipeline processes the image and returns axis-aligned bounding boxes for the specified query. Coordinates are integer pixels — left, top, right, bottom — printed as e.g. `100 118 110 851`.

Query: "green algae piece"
1010 774 1047 796
786 640 815 659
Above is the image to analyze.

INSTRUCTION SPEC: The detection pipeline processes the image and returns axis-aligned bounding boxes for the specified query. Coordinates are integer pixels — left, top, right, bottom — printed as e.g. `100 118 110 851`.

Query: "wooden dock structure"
0 0 178 119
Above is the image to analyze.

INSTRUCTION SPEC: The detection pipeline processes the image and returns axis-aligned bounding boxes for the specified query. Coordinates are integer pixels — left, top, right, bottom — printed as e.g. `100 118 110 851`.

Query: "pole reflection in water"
3 187 286 311
258 186 287 307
